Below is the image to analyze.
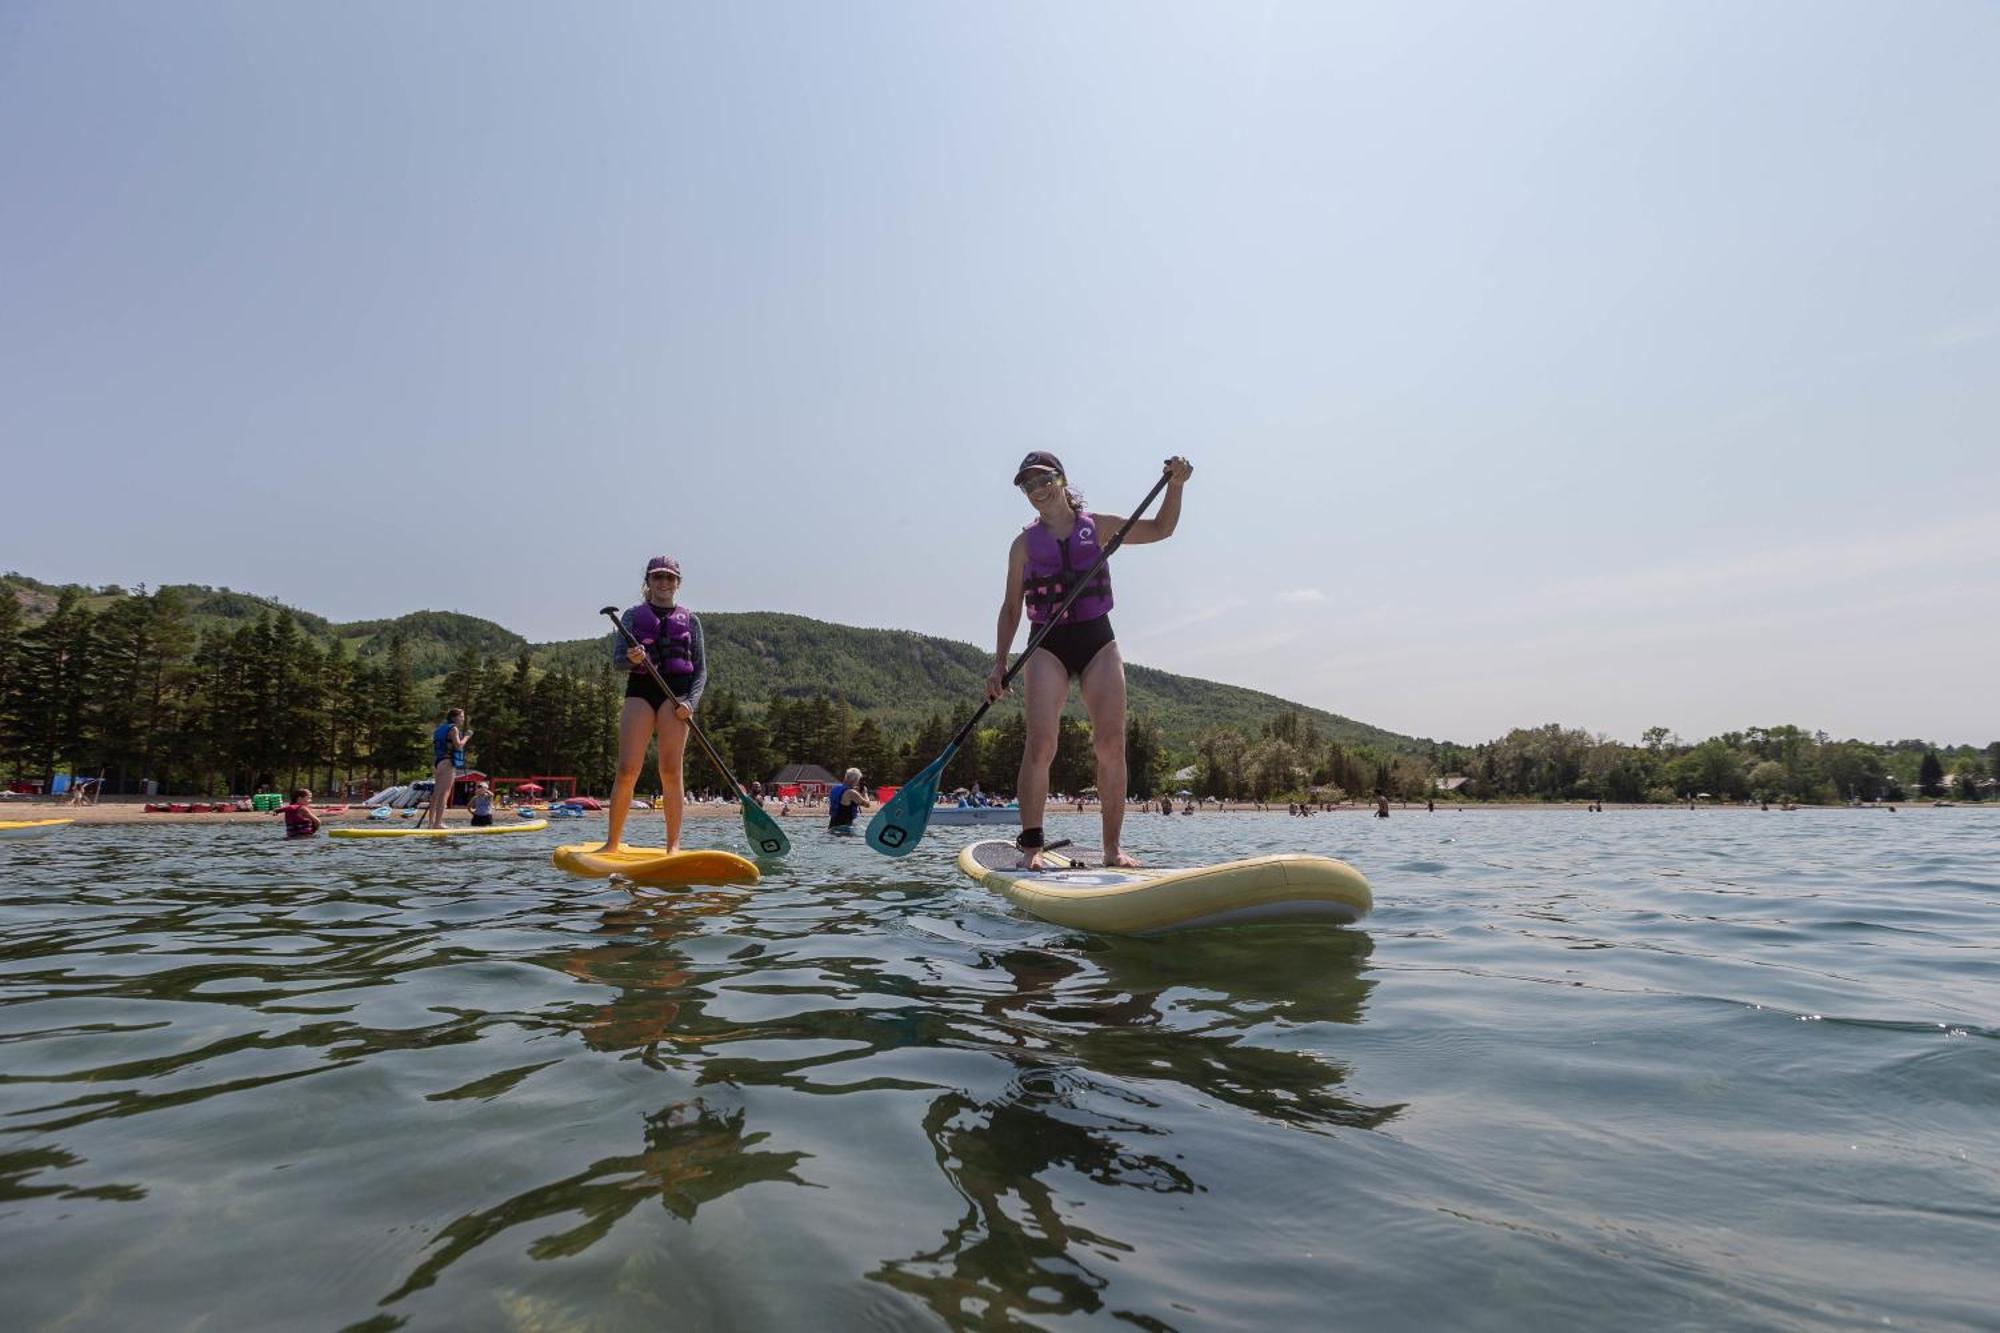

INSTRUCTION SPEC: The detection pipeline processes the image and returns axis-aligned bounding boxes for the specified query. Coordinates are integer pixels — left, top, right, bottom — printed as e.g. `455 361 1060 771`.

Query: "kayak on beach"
0 818 74 841
329 819 549 840
551 843 761 887
957 838 1372 936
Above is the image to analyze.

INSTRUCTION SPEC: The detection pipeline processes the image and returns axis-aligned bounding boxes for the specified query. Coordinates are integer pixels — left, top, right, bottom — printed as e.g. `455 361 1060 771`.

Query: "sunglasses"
1018 473 1062 494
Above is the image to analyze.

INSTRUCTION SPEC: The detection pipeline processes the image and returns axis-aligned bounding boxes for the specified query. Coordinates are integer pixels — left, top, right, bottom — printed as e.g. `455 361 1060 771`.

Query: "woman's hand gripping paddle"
601 608 791 860
865 466 1176 858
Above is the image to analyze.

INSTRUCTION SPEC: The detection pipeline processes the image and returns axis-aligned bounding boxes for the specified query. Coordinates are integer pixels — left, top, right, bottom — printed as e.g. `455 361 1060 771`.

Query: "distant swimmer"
827 768 871 832
280 788 321 839
1375 793 1390 819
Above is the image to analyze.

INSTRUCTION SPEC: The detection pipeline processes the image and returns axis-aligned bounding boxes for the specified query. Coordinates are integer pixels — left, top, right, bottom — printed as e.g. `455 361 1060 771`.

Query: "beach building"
768 763 838 800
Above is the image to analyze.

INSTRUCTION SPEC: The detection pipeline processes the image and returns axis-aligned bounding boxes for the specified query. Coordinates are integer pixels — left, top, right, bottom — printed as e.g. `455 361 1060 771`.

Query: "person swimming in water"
279 788 321 838
986 452 1194 869
827 768 870 832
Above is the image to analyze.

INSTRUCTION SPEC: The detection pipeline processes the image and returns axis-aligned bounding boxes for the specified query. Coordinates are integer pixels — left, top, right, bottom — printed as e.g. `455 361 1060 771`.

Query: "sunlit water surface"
1 809 1996 1331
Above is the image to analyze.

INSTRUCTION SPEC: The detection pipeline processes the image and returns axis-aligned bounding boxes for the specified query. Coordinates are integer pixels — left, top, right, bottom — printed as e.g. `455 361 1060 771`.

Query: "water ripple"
0 812 1995 1328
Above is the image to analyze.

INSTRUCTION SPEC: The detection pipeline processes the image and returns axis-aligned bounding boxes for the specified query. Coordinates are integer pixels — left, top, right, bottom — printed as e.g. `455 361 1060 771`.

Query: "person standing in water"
279 788 321 838
827 767 870 833
425 708 472 828
599 556 705 853
986 452 1193 869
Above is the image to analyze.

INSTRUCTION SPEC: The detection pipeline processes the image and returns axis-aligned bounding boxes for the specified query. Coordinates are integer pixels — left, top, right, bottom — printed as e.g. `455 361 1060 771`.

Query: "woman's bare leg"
600 696 659 850
1078 641 1132 866
655 708 689 852
1014 649 1070 866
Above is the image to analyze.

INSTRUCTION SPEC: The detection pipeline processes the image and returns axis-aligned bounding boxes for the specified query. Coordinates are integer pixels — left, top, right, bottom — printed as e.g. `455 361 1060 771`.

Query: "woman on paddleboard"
599 556 705 853
986 451 1193 869
425 708 472 828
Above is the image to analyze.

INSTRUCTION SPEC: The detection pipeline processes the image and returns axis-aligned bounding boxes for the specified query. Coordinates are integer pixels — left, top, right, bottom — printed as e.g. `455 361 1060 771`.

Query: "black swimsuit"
626 671 697 710
1034 614 1115 680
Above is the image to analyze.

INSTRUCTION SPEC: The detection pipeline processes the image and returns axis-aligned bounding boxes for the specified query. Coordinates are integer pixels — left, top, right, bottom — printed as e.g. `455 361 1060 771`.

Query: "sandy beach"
6 797 1933 828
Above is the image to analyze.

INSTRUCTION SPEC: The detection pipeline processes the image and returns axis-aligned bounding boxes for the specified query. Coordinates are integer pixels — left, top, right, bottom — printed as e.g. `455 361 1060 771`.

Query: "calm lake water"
2 809 1995 1331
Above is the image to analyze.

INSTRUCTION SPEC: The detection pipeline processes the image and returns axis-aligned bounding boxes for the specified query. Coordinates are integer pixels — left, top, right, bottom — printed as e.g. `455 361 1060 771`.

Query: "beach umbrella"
1176 789 1193 798
515 782 543 794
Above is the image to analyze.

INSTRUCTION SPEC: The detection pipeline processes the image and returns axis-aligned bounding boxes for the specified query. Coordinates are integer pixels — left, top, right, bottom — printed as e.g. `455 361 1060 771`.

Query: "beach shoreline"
4 797 1960 827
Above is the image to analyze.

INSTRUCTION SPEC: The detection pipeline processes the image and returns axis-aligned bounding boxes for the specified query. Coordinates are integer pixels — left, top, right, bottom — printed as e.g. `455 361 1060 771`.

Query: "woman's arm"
682 615 707 714
1105 456 1194 546
986 537 1028 700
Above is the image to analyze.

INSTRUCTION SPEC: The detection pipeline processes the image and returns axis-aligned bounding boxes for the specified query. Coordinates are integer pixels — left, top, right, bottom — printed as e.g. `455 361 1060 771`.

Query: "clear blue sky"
4 1 1995 745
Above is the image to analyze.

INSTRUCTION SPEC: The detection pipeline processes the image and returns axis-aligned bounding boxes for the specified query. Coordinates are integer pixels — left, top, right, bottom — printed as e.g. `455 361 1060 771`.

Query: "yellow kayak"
958 839 1371 936
329 819 549 840
0 818 74 841
552 843 761 887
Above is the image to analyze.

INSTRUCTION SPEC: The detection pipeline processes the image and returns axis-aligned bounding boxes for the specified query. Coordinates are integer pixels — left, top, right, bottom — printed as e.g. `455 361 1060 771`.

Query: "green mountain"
3 574 1429 754
535 612 1418 751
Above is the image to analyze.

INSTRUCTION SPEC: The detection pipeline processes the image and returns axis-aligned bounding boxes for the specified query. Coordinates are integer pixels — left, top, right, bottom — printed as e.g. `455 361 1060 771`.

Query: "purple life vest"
1023 511 1114 625
629 602 695 674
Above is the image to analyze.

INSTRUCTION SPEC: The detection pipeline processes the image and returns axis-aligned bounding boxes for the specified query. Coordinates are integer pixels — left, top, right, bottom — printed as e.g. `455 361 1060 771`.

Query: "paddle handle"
943 466 1176 755
600 607 749 798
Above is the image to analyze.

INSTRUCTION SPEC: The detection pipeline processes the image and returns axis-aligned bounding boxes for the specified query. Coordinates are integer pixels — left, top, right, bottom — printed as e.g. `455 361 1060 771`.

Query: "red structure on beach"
499 775 578 800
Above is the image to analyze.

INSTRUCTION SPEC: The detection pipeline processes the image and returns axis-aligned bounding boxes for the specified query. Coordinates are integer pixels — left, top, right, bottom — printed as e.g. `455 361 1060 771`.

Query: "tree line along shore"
3 581 1993 809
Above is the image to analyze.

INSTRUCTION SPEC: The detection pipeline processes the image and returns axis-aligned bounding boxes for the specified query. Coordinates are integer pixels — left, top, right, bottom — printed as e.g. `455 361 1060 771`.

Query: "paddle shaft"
600 608 752 799
936 469 1174 759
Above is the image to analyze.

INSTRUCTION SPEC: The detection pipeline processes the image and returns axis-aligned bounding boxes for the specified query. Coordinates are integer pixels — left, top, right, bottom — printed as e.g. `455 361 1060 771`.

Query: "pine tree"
1918 750 1944 797
0 588 24 780
7 589 96 788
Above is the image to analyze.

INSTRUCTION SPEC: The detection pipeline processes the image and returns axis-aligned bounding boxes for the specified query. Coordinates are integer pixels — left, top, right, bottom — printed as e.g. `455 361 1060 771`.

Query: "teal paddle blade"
741 796 791 859
866 754 948 857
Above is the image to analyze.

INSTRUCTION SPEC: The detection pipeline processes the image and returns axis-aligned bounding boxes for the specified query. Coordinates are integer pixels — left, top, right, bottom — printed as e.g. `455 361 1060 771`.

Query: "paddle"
866 466 1176 858
601 607 792 860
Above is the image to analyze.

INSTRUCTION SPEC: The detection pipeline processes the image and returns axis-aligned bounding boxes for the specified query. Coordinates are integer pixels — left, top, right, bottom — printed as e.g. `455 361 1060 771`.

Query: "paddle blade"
741 795 791 860
866 755 947 857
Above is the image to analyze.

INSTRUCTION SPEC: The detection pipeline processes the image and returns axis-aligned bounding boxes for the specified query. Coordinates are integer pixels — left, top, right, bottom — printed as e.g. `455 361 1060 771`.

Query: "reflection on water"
869 936 1398 1326
385 1097 811 1303
0 813 1996 1329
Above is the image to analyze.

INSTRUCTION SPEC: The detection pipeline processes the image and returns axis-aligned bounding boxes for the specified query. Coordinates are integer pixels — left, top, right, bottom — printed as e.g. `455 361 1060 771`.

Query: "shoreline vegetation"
18 797 1993 828
4 576 1995 812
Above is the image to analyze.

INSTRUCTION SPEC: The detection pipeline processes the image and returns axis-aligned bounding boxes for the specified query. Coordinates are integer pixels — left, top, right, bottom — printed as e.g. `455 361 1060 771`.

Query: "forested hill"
533 612 1422 751
2 574 1427 754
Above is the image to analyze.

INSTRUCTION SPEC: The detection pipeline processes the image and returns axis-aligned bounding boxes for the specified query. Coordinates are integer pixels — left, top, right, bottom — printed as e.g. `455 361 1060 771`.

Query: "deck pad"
957 838 1371 936
552 844 761 887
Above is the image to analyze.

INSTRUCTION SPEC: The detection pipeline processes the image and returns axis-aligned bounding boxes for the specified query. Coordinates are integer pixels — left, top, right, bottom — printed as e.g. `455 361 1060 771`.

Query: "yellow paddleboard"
552 843 761 887
958 839 1371 936
0 818 73 841
329 819 549 839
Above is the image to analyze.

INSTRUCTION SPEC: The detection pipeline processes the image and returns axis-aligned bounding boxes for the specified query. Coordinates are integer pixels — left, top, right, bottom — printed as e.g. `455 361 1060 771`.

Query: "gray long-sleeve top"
612 605 707 712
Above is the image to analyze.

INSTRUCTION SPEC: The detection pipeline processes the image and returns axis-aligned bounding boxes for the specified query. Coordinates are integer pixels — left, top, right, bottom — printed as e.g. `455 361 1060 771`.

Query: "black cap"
1012 451 1066 485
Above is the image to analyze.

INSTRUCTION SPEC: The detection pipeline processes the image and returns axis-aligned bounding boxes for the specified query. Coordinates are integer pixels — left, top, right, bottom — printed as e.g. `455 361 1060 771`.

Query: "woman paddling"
425 708 472 828
599 556 705 853
986 452 1193 868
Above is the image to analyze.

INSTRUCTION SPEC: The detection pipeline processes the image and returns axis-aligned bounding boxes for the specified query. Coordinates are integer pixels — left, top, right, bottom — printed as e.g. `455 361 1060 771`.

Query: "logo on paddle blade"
877 825 907 847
